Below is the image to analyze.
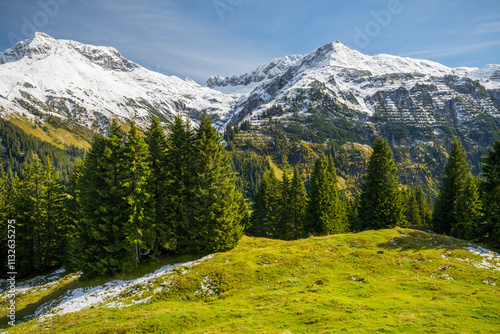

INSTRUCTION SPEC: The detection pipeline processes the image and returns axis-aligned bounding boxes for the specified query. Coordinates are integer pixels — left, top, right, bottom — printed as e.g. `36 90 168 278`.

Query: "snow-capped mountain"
1 33 499 146
0 32 238 130
208 41 500 145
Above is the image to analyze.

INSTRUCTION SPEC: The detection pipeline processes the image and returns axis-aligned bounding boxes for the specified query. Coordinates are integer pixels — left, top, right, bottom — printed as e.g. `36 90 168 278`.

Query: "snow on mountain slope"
206 54 303 94
0 32 238 129
1 33 499 139
206 41 500 143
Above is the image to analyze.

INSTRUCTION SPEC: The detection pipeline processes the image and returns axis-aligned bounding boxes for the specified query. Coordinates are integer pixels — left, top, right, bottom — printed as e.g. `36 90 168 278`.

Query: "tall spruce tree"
165 114 195 253
121 121 153 265
188 114 245 252
431 139 481 238
403 188 422 226
451 174 482 240
480 140 500 248
41 157 66 269
249 169 281 238
76 133 113 277
16 156 44 275
279 170 291 238
415 186 431 226
145 116 169 252
305 154 342 236
356 137 406 231
283 166 307 240
99 120 134 273
66 158 84 271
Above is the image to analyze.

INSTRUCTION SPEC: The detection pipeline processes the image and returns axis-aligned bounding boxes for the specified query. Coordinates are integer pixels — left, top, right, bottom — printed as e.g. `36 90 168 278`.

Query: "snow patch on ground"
0 268 69 295
194 276 219 297
440 244 500 271
24 254 213 321
463 245 500 271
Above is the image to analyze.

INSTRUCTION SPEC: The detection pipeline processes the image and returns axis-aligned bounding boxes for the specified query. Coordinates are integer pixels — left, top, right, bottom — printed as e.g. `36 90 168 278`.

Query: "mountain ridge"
0 33 499 148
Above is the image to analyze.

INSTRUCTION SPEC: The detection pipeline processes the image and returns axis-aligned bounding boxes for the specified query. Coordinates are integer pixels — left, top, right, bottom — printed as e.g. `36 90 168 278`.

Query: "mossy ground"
2 228 499 333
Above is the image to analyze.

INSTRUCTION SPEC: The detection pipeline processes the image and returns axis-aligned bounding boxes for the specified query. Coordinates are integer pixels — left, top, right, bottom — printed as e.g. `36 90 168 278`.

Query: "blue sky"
1 0 499 83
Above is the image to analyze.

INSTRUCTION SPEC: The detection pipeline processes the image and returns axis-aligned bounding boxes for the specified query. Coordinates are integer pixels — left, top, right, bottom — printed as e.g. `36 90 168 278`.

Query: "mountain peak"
297 40 453 77
31 31 56 42
0 32 57 64
206 54 303 90
0 32 139 72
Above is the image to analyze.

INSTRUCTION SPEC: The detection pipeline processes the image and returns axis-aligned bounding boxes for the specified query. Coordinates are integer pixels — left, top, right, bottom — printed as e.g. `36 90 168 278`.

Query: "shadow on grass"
376 229 470 253
0 278 79 329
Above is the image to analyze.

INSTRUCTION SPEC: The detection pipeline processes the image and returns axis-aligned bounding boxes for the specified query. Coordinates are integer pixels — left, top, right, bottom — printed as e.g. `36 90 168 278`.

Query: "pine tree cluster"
0 157 66 277
249 153 351 239
2 129 499 279
0 115 247 279
249 136 499 249
432 139 500 248
68 115 246 277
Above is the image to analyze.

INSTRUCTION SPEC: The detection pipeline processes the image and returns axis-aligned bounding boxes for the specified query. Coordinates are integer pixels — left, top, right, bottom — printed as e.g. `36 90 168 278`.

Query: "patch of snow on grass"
194 276 219 297
0 267 70 295
463 245 500 271
483 280 496 286
31 254 213 321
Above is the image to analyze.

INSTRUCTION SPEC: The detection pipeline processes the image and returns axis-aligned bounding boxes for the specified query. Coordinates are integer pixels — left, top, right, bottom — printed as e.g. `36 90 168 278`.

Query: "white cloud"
400 40 500 60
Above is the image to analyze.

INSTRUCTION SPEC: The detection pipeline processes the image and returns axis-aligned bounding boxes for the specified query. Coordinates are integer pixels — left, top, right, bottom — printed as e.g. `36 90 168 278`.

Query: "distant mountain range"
1 32 499 146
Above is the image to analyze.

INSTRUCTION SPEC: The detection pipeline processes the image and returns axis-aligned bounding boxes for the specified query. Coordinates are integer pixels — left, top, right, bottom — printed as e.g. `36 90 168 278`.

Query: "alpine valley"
1 32 500 193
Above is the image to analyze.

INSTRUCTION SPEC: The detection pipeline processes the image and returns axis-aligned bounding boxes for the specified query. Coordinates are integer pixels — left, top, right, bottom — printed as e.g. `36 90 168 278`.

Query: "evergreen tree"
341 197 356 231
480 140 500 248
431 139 481 238
66 158 84 271
75 133 113 277
415 186 431 226
99 119 133 273
451 173 483 240
16 156 44 275
165 114 195 252
121 121 153 265
283 166 307 240
0 170 16 276
188 114 245 252
145 116 169 252
40 157 66 269
250 169 281 238
403 188 422 226
357 137 406 231
279 170 291 238
305 154 342 236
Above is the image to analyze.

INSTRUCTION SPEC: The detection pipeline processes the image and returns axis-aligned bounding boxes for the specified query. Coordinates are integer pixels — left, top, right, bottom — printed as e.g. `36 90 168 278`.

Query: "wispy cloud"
400 40 500 60
474 22 500 34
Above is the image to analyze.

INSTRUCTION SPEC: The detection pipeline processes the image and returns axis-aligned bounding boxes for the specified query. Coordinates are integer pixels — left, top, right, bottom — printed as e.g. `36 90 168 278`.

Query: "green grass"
8 114 91 150
2 228 499 333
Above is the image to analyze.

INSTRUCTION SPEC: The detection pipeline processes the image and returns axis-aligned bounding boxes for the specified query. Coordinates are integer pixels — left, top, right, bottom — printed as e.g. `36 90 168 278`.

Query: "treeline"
2 121 499 279
1 115 247 278
0 119 85 185
431 139 500 247
249 137 500 250
0 158 67 277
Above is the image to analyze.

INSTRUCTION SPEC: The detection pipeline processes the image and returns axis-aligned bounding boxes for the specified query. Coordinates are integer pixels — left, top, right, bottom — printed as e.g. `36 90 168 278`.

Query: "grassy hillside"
1 228 499 333
7 114 92 150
